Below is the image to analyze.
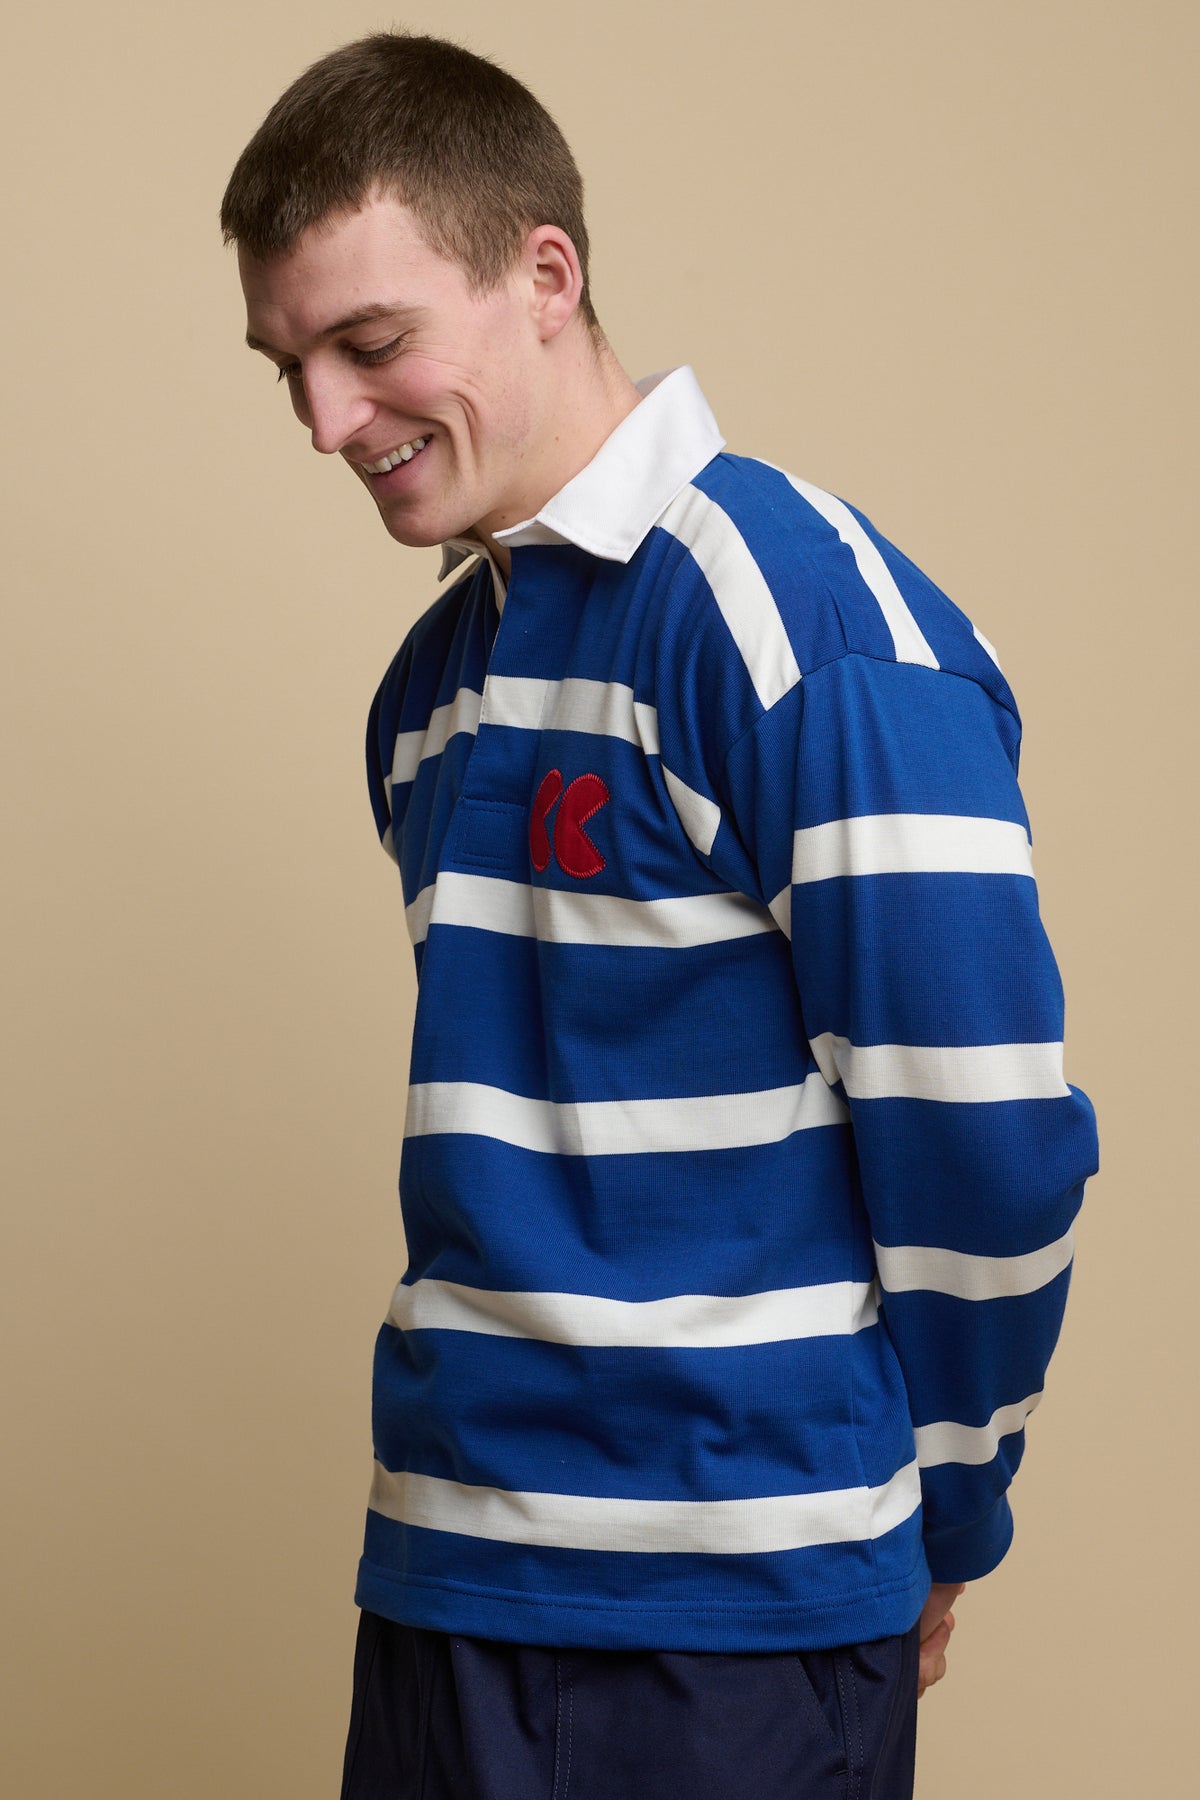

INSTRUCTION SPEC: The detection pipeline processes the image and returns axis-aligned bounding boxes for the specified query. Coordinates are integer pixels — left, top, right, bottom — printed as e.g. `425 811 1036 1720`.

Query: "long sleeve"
720 650 1100 1581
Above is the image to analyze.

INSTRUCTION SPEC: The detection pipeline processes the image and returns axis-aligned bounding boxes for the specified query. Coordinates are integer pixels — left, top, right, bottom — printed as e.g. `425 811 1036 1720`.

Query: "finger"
921 1648 949 1692
916 1582 965 1697
918 1622 953 1691
918 1650 948 1697
918 1611 958 1664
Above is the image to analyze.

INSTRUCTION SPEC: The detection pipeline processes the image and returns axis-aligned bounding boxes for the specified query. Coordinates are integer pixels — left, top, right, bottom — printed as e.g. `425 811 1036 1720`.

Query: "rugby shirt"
356 365 1099 1651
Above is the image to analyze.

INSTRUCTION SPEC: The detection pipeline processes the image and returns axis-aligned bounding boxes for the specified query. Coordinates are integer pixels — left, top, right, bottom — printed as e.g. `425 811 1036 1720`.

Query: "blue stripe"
371 1325 912 1502
855 1113 1092 1255
792 873 1063 1046
883 1275 1073 1427
407 931 811 1098
729 653 1026 839
399 1130 872 1297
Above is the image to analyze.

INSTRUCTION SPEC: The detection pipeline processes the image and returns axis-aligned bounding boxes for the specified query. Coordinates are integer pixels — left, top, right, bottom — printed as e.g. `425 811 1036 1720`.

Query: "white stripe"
809 1033 1069 1102
404 883 437 946
484 675 660 751
768 885 792 938
381 822 398 864
972 623 1004 672
874 1227 1074 1301
792 813 1034 883
388 1277 878 1347
391 686 483 788
404 1072 849 1156
369 1458 921 1555
780 471 939 669
662 765 722 857
478 674 549 730
407 875 538 947
658 486 802 710
405 873 776 949
914 1392 1044 1468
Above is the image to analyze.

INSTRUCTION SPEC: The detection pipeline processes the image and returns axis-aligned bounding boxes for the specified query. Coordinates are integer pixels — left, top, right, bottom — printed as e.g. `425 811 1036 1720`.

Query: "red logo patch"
529 768 563 873
529 768 610 879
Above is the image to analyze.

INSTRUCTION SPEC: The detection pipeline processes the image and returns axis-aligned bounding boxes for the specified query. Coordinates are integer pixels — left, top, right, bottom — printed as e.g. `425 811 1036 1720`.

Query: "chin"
377 508 447 551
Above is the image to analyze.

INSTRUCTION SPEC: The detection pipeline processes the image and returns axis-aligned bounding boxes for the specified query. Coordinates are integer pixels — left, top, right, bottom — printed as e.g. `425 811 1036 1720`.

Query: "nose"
292 363 375 458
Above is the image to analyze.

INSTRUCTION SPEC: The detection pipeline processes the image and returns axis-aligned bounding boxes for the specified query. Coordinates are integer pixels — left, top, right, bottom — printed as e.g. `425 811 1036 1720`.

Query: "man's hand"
917 1581 965 1698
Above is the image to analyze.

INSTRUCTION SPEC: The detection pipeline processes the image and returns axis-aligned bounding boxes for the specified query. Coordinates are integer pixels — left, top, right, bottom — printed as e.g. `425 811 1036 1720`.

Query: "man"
223 31 1099 1800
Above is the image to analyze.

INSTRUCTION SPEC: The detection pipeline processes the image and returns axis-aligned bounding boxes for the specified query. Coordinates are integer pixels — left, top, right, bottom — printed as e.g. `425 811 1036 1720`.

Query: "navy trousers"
340 1611 920 1800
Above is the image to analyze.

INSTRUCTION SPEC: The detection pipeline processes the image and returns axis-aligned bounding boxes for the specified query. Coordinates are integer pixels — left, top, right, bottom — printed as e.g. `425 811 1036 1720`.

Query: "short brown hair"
220 32 599 330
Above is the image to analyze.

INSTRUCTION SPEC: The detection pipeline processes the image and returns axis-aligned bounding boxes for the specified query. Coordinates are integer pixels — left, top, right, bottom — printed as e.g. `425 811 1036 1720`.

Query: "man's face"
239 192 543 550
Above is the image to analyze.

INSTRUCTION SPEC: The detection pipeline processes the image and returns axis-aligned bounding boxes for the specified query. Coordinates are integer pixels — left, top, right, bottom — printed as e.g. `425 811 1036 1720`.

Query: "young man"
223 32 1099 1800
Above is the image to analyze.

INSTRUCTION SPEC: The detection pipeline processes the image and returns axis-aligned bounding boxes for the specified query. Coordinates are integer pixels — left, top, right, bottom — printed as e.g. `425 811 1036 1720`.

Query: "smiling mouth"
358 435 432 475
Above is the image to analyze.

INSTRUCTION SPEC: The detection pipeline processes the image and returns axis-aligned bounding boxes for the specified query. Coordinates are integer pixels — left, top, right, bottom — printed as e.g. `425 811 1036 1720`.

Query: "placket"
440 550 548 883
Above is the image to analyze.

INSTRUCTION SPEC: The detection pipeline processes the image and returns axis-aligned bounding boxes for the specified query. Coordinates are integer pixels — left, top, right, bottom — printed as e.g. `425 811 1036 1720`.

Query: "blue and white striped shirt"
356 365 1099 1651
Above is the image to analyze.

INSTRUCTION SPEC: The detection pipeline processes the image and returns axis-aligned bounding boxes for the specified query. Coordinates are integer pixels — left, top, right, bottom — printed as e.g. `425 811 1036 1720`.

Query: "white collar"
437 365 725 597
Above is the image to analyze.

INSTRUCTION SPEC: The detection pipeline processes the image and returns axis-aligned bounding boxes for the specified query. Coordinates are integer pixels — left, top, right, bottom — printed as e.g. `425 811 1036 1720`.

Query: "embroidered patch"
530 768 563 873
530 769 610 879
555 773 610 878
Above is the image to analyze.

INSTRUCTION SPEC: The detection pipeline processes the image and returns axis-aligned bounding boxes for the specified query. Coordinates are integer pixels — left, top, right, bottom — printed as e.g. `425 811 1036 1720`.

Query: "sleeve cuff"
923 1494 1014 1583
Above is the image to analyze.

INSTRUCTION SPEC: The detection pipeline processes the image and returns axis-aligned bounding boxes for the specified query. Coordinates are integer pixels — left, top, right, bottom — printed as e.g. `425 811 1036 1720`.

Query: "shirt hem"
354 1557 932 1653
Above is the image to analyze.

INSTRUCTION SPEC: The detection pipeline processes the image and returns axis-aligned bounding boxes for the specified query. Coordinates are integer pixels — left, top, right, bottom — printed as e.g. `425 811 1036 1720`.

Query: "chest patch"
530 769 610 879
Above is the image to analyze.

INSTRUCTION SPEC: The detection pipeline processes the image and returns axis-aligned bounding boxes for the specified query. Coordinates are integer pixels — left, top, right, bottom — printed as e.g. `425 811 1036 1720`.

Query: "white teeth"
362 436 431 473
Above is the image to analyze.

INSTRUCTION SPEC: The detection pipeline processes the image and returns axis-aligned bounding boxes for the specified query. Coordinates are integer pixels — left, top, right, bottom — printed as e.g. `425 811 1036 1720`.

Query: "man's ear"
522 224 583 341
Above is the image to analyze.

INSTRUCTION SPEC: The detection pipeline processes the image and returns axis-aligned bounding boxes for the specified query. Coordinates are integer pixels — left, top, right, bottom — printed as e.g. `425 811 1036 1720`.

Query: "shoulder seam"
719 649 1021 790
800 648 1021 725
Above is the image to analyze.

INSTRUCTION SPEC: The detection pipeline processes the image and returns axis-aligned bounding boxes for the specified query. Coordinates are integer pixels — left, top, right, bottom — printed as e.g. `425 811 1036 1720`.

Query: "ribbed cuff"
923 1494 1014 1583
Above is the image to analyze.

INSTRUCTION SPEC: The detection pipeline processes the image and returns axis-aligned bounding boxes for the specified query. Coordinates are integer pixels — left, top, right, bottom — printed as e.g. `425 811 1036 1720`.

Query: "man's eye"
276 364 302 384
352 336 406 366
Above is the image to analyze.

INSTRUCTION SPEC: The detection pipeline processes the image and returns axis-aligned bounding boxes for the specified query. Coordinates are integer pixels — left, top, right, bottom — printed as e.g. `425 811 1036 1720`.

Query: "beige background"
2 1 1194 1794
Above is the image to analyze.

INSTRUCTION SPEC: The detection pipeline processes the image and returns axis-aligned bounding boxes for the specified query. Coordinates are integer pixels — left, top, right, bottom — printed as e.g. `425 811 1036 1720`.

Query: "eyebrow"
245 302 423 354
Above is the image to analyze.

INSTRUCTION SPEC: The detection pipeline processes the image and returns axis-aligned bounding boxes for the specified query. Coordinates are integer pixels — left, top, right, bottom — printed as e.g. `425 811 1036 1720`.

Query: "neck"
474 328 643 580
